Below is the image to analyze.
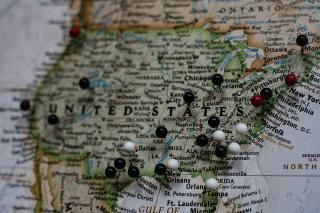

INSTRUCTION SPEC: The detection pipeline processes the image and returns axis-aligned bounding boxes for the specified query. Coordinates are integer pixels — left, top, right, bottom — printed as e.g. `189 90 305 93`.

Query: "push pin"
212 74 224 86
213 130 225 142
20 100 30 111
205 178 219 190
114 158 126 170
228 142 241 154
296 34 308 54
260 88 273 100
215 145 227 158
183 91 195 105
69 26 81 38
285 73 298 86
196 134 209 147
235 123 248 135
154 163 167 175
166 159 179 171
105 166 116 178
128 166 140 178
156 126 168 138
48 114 59 125
250 95 264 107
123 141 136 152
79 77 90 89
208 115 220 128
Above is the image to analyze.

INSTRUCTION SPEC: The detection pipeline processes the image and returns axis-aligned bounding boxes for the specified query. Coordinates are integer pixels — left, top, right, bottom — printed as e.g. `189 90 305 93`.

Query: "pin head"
20 100 30 111
212 74 224 86
205 178 219 190
260 88 273 100
183 91 195 105
123 141 136 152
105 166 116 178
208 116 220 128
215 145 227 158
235 123 248 135
114 158 126 169
250 95 264 107
128 166 140 178
213 130 225 142
196 134 208 147
166 159 179 171
79 77 90 89
69 26 81 38
296 34 308 47
155 163 167 175
156 126 168 138
48 114 59 125
228 142 241 154
285 73 298 86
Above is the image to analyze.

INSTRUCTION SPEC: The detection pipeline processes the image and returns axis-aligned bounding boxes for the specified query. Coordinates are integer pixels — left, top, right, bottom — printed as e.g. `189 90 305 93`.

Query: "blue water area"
74 112 92 123
158 136 175 164
90 79 112 89
123 32 146 42
86 158 94 177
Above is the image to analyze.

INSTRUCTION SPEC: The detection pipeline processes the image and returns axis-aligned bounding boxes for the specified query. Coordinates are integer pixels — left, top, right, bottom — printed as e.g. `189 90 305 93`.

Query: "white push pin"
228 142 241 154
205 178 219 190
213 130 225 142
235 123 248 135
166 159 179 171
123 141 136 152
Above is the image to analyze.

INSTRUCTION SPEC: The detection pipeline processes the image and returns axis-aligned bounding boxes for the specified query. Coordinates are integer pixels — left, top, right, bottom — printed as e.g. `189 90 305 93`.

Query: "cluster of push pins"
19 29 308 191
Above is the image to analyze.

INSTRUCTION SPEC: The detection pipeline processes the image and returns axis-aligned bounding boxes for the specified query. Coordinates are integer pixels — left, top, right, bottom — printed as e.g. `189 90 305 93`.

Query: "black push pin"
154 163 167 175
105 166 117 178
48 114 59 125
215 145 227 158
20 100 30 111
114 158 126 170
156 126 168 138
79 77 90 89
212 74 224 86
196 134 208 147
260 88 273 100
128 166 140 178
208 116 220 128
296 34 308 54
183 91 195 105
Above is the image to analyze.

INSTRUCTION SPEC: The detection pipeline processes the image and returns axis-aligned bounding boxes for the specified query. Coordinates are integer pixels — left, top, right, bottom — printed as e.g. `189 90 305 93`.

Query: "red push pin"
69 26 81 38
251 95 264 107
285 73 298 86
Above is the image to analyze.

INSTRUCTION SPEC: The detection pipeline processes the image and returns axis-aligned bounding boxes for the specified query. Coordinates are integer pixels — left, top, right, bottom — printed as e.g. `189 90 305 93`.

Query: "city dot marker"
155 163 167 175
156 126 168 138
205 178 219 190
166 159 179 171
213 130 225 142
105 166 116 178
114 158 126 169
